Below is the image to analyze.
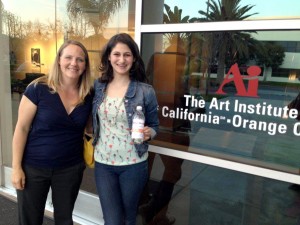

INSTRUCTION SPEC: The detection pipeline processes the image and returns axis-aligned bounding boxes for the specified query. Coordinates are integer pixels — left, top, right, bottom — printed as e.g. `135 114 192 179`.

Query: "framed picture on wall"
31 48 40 65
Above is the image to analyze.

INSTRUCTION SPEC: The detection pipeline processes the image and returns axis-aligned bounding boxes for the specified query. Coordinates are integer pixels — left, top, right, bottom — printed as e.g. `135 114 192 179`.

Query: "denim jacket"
92 79 159 157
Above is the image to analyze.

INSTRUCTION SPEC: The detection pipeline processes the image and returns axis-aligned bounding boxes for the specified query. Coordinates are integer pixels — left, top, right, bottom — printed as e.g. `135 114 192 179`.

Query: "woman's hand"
143 126 152 141
11 167 25 190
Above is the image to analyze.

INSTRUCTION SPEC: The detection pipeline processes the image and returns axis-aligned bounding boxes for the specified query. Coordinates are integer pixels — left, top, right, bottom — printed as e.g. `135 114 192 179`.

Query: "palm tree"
163 4 200 77
256 42 285 69
198 0 258 84
67 0 127 35
163 3 191 49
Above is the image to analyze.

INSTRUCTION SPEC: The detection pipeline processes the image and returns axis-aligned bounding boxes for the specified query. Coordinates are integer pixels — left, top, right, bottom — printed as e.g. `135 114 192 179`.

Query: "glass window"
139 153 299 225
277 41 300 53
142 0 300 24
142 30 300 173
2 0 135 195
2 0 58 167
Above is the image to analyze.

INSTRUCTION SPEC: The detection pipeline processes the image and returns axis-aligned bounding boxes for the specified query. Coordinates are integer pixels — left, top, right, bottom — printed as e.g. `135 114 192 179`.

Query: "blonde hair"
32 40 93 104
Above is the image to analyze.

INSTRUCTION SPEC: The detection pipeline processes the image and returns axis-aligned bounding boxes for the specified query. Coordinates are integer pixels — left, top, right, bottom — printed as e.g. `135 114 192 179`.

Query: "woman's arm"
11 95 37 190
144 86 159 140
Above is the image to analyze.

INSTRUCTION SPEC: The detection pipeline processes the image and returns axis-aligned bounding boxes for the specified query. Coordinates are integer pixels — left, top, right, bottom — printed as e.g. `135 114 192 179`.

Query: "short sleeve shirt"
23 83 93 168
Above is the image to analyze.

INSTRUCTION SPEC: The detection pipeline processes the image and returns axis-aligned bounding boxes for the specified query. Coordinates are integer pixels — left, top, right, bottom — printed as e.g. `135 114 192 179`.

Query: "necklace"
103 94 124 126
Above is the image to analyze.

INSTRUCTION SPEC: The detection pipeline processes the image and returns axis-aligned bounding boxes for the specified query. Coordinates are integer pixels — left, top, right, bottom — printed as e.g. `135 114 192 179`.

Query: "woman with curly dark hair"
92 33 159 225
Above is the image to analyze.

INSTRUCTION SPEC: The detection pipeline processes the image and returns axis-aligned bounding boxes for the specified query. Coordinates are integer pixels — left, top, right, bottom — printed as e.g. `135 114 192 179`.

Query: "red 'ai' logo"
216 63 261 97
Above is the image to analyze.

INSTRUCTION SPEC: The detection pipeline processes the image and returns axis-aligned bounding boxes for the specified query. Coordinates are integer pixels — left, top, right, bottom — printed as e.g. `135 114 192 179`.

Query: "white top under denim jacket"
92 79 159 158
95 96 147 165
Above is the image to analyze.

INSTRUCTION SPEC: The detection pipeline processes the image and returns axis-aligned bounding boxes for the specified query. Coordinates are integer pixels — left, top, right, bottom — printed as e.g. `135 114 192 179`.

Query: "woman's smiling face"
109 42 134 77
59 44 86 80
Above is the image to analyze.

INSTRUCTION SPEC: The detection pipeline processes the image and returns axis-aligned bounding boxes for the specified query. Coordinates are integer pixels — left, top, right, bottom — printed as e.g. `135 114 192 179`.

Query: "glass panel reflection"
138 154 300 225
143 0 300 24
142 30 300 172
4 0 135 195
2 0 58 167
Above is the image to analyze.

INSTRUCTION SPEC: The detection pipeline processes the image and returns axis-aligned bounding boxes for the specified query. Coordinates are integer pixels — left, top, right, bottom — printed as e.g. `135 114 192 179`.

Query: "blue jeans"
94 160 148 225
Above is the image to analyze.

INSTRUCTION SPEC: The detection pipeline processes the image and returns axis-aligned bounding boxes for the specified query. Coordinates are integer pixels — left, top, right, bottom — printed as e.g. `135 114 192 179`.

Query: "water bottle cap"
136 106 142 111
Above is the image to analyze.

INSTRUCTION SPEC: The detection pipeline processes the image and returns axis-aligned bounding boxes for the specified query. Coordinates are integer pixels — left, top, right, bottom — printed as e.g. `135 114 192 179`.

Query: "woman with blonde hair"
11 40 93 225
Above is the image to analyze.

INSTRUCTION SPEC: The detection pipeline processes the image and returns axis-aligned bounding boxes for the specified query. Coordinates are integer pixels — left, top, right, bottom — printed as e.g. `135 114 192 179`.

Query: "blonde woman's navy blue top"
23 83 93 168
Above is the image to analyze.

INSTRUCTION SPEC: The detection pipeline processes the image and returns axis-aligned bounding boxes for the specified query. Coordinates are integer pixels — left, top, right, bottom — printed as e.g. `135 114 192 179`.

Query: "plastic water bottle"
132 106 145 144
